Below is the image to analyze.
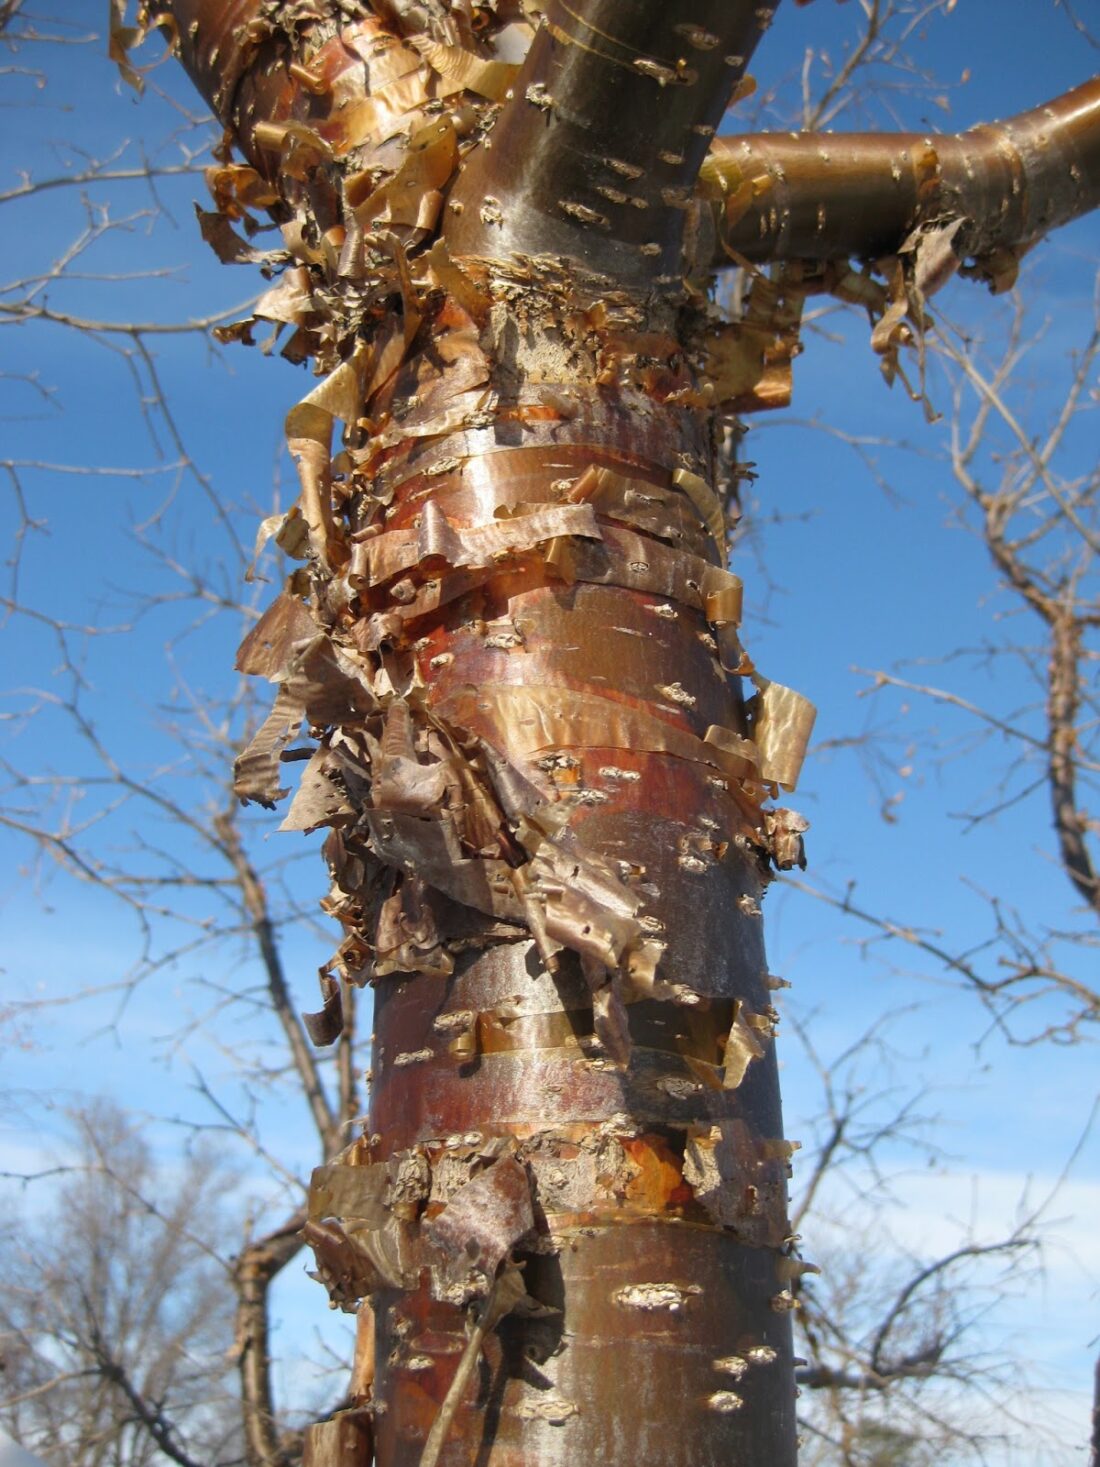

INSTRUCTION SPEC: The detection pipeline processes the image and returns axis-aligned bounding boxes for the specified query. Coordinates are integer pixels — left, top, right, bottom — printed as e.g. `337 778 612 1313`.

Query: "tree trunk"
287 218 804 1462
352 322 802 1465
142 1 1100 1461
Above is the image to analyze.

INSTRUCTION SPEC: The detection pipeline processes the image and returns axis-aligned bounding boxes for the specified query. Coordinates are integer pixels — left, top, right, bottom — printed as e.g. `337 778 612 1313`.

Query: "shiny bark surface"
320 282 804 1460
445 0 774 281
705 76 1100 268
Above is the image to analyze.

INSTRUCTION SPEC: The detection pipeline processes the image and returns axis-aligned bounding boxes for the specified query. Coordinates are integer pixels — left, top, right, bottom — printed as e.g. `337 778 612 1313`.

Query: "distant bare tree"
784 1012 1046 1459
0 1102 241 1467
792 273 1100 1046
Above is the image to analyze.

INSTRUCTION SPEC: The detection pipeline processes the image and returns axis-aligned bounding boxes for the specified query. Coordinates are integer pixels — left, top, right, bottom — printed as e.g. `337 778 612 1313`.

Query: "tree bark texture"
304 1413 375 1467
703 76 1100 273
141 1 1099 1462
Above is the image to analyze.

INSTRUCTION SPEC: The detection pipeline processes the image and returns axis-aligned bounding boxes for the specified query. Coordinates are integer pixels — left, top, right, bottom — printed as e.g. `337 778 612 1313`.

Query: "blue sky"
2 2 1098 1459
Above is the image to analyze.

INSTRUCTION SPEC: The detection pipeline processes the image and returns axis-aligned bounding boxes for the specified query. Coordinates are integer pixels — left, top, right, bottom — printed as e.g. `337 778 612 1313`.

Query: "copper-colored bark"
167 0 263 122
445 0 775 281
142 3 1099 1464
705 75 1100 266
336 326 802 1462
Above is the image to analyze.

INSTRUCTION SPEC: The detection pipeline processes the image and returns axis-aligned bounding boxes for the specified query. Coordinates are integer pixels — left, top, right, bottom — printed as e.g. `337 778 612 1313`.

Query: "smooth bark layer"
445 0 774 281
704 76 1100 267
372 1223 794 1464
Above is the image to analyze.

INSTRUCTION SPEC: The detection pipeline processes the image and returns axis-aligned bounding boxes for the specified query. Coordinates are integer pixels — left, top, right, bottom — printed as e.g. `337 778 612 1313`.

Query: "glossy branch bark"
445 0 777 281
704 75 1100 267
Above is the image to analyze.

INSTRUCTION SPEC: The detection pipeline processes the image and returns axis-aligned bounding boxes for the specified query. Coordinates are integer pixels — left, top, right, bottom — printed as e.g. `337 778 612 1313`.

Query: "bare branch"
705 76 1100 267
233 1213 306 1467
84 1315 208 1467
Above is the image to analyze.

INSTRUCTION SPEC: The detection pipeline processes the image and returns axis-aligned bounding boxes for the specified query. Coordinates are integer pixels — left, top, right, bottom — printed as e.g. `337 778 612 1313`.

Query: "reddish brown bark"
704 76 1100 271
444 0 775 282
142 3 1099 1463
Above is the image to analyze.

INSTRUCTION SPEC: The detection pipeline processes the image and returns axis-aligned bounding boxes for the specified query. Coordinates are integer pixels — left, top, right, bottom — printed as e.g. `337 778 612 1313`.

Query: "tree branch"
212 805 340 1152
233 1211 307 1467
85 1312 207 1467
866 1238 1033 1379
704 75 1100 268
934 303 1100 917
1048 613 1099 914
785 873 1100 1040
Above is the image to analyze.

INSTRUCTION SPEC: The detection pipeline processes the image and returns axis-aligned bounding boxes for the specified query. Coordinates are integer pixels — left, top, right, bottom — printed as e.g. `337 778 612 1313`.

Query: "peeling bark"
304 1413 375 1467
130 1 1100 1461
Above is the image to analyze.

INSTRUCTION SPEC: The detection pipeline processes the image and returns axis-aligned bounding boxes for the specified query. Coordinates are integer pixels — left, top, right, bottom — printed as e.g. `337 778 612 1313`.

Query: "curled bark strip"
408 36 520 101
303 972 344 1046
698 264 808 412
747 676 817 792
424 1155 534 1304
302 1411 373 1467
440 682 760 787
233 686 305 808
287 352 370 573
351 500 603 586
236 591 316 678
